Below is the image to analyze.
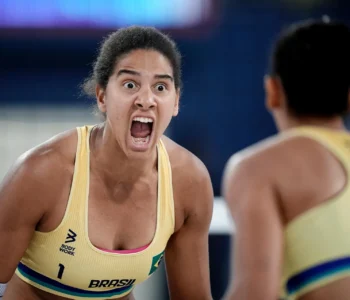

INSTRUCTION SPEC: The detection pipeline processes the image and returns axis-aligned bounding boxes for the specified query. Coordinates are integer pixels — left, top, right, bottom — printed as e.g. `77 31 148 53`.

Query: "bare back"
223 126 350 300
271 130 350 300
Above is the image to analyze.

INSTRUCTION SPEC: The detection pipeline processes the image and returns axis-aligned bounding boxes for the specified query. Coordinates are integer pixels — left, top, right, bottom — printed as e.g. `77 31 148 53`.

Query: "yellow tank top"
279 126 350 299
16 126 175 299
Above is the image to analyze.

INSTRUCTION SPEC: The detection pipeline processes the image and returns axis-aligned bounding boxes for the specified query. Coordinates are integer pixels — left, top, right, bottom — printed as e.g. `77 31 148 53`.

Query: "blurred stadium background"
1 0 350 299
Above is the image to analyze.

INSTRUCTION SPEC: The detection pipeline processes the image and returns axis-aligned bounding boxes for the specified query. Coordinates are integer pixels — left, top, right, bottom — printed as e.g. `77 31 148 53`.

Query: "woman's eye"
155 84 166 92
123 82 136 89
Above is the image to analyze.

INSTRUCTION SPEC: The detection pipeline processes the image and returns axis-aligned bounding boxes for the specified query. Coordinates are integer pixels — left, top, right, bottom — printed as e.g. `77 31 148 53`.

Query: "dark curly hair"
269 19 350 117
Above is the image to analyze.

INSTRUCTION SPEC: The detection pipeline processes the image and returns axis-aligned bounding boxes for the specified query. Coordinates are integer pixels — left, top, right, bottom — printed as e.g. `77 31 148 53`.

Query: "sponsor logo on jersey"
59 229 77 256
65 229 77 243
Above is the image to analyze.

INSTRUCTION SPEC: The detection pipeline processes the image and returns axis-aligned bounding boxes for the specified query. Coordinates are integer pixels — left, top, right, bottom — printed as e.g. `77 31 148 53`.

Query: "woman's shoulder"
0 128 79 222
19 128 78 172
161 135 210 186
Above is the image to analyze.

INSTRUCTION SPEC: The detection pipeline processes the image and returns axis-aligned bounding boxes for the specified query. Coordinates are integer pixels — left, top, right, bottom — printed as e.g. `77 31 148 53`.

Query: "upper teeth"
133 117 153 123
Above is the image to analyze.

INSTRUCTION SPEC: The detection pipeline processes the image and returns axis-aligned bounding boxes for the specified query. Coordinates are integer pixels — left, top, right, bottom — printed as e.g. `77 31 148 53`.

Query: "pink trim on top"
97 243 150 254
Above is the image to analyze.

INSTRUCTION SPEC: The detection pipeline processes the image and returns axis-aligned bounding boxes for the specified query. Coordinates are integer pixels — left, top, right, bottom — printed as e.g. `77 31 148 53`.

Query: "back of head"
269 18 350 117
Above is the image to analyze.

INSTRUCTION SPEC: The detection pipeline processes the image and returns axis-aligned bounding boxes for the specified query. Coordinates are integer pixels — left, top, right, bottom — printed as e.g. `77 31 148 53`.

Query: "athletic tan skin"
0 50 214 300
222 76 350 300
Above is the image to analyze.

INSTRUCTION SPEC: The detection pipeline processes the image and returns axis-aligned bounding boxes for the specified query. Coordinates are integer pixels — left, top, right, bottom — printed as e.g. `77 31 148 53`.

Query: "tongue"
131 121 151 138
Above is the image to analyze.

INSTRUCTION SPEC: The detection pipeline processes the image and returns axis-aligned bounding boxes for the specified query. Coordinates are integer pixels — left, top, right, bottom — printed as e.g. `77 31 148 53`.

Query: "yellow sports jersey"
16 126 175 299
280 126 350 299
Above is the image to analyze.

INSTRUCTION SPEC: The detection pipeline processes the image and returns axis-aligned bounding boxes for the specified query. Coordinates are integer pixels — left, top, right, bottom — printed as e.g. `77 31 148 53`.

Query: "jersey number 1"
57 263 65 279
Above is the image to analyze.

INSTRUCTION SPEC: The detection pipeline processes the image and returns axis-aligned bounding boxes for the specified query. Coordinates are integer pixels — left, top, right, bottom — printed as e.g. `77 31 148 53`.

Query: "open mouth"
130 117 154 147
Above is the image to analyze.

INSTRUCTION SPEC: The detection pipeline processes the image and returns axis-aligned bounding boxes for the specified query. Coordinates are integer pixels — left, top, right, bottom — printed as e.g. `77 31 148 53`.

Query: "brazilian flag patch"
148 251 165 275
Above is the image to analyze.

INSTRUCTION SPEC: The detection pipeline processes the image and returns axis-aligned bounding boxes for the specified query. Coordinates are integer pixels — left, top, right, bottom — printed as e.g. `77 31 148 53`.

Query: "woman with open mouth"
0 26 214 300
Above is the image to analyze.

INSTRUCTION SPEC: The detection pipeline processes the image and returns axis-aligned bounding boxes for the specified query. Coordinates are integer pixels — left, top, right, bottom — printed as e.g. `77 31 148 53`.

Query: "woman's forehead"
115 49 173 77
